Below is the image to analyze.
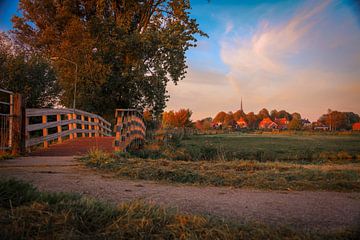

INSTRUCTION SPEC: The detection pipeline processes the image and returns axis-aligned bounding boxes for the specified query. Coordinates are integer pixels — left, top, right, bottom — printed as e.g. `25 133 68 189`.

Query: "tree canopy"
162 108 192 128
12 0 206 119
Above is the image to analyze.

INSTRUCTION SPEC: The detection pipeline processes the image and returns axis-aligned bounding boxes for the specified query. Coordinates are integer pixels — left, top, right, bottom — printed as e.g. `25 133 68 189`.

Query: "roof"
259 117 278 128
236 117 247 123
353 122 360 130
275 118 288 125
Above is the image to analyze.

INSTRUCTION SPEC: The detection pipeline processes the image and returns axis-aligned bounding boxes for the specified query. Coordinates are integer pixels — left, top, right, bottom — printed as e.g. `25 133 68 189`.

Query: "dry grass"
0 153 15 161
81 150 360 192
0 179 358 240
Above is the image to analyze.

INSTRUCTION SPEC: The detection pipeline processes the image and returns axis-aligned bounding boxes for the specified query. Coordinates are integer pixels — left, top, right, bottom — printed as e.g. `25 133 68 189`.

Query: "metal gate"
0 89 13 151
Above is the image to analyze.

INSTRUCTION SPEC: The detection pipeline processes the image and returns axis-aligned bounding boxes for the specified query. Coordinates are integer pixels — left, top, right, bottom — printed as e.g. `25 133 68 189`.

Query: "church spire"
241 97 243 112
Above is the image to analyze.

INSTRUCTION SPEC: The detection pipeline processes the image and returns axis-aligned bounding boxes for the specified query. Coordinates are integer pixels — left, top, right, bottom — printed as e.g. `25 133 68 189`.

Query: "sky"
1 0 360 121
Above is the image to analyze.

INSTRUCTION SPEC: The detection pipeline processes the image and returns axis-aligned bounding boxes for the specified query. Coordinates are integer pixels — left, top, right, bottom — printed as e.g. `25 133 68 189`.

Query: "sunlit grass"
0 179 358 239
80 150 360 191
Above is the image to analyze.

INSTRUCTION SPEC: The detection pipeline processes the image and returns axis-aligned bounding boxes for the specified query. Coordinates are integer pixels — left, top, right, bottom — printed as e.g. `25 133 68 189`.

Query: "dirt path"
1 156 360 232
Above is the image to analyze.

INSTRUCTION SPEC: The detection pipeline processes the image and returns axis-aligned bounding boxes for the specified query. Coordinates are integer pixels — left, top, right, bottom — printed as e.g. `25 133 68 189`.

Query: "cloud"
225 21 234 34
219 0 360 120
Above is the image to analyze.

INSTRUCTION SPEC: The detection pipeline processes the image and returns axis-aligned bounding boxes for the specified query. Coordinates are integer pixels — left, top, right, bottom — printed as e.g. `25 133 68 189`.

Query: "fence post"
11 93 25 154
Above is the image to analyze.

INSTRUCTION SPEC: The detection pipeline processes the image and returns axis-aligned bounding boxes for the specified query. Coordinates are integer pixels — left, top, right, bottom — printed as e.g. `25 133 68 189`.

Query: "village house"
259 117 278 129
312 121 329 131
274 117 289 130
212 121 223 129
352 122 360 131
236 117 248 129
301 119 311 127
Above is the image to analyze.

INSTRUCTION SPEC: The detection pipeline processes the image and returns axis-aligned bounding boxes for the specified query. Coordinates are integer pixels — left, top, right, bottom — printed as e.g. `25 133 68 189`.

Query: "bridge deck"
29 137 114 156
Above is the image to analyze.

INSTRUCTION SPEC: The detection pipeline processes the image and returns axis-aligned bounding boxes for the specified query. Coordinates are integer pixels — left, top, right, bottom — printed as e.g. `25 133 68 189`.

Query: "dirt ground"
1 156 360 232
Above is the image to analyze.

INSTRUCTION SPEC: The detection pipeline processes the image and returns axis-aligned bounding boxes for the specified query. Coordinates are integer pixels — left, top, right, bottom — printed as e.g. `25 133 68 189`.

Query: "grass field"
80 133 360 191
131 133 360 162
1 179 358 239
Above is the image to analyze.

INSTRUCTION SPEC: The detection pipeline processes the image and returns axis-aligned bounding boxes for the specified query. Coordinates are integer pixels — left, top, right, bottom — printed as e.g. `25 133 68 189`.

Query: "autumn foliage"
162 109 192 129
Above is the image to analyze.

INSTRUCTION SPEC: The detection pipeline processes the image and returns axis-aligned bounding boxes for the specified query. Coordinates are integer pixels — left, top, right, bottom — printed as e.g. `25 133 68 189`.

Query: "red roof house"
274 117 289 130
236 117 248 128
353 122 360 131
259 117 278 129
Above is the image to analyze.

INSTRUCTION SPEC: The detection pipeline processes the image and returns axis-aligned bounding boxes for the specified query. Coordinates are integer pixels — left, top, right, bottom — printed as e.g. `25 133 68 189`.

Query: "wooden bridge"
0 89 146 156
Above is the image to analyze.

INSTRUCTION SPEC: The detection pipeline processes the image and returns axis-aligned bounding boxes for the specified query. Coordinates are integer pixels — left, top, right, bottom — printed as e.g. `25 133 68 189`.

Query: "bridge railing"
114 109 146 152
26 108 112 148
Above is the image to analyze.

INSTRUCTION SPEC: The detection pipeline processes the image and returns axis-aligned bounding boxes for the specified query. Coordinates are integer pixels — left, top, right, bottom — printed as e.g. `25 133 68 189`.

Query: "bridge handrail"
26 108 112 148
114 109 146 152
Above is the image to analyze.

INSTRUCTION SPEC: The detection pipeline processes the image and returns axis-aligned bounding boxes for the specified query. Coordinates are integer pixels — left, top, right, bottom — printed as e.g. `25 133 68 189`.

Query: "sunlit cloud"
167 0 360 121
218 0 360 120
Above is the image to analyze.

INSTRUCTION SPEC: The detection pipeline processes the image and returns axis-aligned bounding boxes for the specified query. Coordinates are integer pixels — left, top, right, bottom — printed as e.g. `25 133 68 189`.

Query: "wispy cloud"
218 0 360 120
167 0 360 121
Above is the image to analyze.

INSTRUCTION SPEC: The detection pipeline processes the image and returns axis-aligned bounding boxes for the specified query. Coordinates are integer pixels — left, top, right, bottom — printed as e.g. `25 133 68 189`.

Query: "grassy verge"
0 179 358 239
81 150 360 191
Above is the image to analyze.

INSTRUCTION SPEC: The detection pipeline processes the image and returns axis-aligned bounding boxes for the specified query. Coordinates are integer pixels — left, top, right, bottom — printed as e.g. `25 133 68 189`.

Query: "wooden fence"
26 108 112 148
114 109 146 152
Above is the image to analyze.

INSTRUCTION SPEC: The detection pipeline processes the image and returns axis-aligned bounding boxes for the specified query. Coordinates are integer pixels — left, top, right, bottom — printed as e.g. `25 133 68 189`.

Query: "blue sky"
1 0 360 121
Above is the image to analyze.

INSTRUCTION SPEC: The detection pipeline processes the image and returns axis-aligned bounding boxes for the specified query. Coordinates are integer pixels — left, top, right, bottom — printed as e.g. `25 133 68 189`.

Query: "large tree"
12 0 206 119
0 33 60 108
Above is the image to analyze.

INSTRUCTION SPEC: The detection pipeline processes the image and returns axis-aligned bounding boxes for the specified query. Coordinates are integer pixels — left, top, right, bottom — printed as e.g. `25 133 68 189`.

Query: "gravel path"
1 156 360 232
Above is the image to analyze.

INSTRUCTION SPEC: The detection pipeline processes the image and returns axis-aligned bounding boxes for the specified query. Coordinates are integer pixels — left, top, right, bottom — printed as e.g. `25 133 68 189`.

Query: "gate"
0 89 13 151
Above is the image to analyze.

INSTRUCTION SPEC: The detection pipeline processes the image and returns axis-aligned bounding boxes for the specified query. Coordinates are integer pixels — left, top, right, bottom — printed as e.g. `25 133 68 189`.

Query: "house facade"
353 122 360 131
236 117 248 129
274 117 289 130
259 117 278 129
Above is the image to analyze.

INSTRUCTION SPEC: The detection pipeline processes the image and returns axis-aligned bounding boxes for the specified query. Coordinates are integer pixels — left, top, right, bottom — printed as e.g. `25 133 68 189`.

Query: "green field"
80 133 360 191
177 133 360 162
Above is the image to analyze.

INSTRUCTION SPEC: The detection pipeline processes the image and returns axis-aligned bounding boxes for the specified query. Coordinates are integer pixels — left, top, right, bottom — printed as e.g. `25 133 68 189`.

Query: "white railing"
26 108 112 148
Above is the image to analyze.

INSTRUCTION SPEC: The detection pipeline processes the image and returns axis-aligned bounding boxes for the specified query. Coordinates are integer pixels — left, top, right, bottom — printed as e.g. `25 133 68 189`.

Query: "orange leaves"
162 108 192 128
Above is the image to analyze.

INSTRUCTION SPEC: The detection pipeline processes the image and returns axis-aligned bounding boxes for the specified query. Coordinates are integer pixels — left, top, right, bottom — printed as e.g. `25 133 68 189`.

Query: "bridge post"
81 115 85 137
95 118 99 137
67 113 73 139
88 117 92 137
73 113 77 138
57 114 62 143
42 115 48 148
11 93 26 154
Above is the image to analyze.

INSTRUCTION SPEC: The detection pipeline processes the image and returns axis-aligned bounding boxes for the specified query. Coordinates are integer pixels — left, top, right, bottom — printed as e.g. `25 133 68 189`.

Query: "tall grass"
2 179 357 239
81 151 360 191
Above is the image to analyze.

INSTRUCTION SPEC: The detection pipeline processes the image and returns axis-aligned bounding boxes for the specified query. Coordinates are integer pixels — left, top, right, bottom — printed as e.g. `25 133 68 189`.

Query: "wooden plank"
27 119 74 132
